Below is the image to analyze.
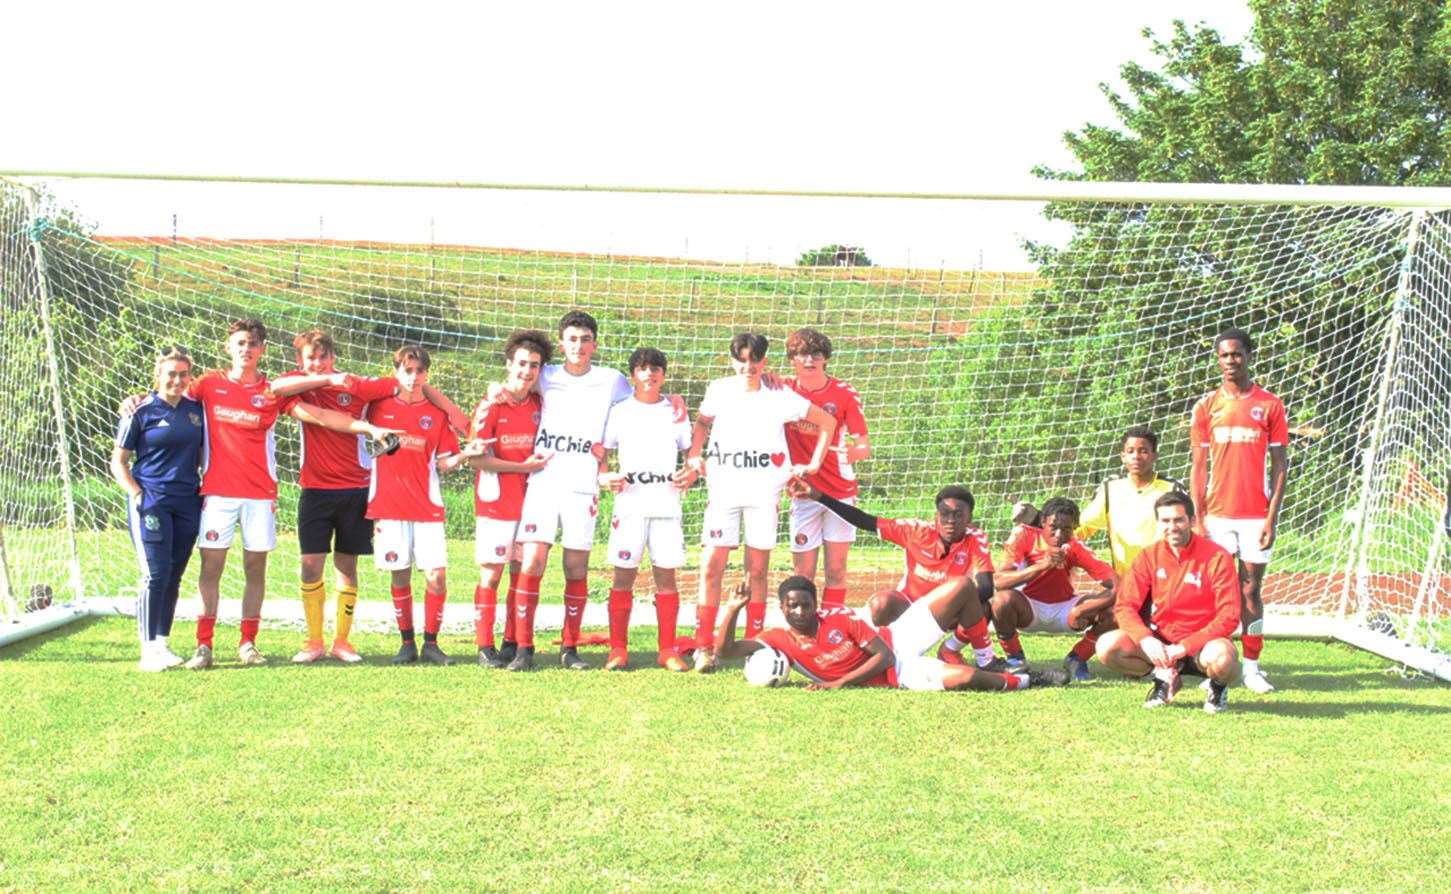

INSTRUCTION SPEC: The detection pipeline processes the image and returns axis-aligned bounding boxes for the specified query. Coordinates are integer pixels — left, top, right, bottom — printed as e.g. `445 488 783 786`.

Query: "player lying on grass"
365 344 484 666
786 478 1006 671
782 328 871 607
991 496 1116 681
1096 491 1241 713
716 576 1069 691
466 330 552 669
598 347 699 672
684 332 836 672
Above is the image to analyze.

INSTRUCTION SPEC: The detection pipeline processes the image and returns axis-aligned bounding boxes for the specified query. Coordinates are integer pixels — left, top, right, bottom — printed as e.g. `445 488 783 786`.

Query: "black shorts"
297 487 373 556
1150 633 1208 676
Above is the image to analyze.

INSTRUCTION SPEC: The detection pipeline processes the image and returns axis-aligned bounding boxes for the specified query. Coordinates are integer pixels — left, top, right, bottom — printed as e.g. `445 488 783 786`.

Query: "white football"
743 647 791 687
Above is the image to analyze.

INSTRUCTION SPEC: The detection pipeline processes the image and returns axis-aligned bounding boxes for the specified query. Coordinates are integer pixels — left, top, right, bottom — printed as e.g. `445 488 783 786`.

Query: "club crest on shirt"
419 415 434 430
250 394 266 409
337 393 353 407
823 401 838 416
188 412 202 426
143 514 160 531
827 629 845 645
1250 405 1265 421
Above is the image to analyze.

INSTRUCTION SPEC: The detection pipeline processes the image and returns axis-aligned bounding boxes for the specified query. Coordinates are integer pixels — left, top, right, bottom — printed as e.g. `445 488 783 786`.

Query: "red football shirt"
785 377 868 499
1003 524 1115 603
1191 384 1288 519
754 607 894 687
471 392 542 521
365 396 461 523
1114 534 1241 656
876 518 994 601
190 372 297 500
287 372 398 490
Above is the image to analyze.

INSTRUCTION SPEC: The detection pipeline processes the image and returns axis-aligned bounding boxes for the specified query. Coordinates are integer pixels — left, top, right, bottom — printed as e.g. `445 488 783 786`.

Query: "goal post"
0 172 1448 680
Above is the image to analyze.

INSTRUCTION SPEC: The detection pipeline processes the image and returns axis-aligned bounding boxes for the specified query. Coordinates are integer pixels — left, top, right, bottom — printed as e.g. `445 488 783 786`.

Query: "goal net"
0 174 1447 678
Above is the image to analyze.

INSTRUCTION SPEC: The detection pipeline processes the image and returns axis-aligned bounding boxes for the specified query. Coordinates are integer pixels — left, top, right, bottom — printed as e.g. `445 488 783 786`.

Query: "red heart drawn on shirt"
770 453 786 467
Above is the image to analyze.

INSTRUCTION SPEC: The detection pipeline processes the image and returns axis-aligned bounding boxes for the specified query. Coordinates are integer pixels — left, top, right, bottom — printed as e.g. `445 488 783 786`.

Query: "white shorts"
517 487 600 552
895 655 949 691
1021 594 1078 634
198 496 277 552
474 516 521 566
886 595 948 660
789 496 858 552
373 520 448 571
1205 515 1272 564
607 515 685 569
701 503 779 552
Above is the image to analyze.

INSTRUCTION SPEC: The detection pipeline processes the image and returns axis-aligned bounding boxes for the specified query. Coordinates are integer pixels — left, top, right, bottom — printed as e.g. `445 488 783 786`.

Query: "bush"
796 244 873 267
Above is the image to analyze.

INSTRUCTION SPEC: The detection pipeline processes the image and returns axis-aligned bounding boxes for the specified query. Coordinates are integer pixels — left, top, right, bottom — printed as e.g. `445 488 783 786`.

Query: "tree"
796 244 873 267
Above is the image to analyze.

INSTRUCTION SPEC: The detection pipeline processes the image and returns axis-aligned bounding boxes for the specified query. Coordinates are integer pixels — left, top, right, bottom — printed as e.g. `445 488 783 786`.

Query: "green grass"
3 620 1450 892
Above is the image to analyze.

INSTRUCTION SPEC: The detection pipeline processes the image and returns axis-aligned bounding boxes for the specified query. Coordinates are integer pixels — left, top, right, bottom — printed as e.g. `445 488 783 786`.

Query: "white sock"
1243 658 1260 676
974 647 997 667
943 634 965 651
1012 673 1030 689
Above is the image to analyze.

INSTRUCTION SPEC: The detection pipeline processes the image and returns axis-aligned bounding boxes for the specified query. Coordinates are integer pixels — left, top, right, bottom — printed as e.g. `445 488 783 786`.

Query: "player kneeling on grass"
787 478 1006 672
991 496 1116 681
717 577 1069 691
366 345 483 666
1096 491 1241 713
598 347 699 672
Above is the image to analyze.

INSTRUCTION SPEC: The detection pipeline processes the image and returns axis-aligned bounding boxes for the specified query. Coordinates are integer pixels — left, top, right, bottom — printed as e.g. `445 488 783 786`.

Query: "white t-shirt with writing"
602 396 692 518
530 364 632 495
699 376 811 509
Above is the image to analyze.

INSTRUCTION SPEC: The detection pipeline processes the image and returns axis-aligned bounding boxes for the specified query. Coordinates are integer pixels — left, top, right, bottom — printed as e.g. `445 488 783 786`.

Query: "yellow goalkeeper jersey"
1076 475 1185 576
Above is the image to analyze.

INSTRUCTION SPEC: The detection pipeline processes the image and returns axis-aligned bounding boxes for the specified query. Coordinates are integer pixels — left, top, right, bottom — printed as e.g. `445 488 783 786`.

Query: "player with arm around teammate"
467 330 552 669
683 332 837 672
366 344 484 666
110 347 206 671
783 328 872 607
990 496 1116 680
1190 328 1288 694
787 478 1007 672
1096 491 1241 713
716 576 1068 691
598 347 699 672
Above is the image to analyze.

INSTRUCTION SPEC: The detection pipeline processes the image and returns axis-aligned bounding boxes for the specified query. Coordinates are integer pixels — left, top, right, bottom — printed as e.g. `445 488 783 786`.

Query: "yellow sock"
301 579 326 643
335 585 358 643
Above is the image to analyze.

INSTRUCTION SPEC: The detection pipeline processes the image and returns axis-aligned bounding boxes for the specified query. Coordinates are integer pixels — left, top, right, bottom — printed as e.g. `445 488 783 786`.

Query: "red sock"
239 617 259 646
1242 634 1264 661
475 585 497 648
196 615 216 648
608 588 633 652
959 618 992 650
515 573 542 648
745 602 767 639
502 573 519 644
1071 632 1098 661
822 586 847 608
424 588 446 636
561 578 589 648
999 633 1024 656
391 586 414 633
655 591 680 655
695 603 719 651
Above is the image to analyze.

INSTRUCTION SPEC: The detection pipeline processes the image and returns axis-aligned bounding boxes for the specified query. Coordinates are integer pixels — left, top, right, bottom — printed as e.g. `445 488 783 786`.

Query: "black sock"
400 630 415 643
424 632 438 644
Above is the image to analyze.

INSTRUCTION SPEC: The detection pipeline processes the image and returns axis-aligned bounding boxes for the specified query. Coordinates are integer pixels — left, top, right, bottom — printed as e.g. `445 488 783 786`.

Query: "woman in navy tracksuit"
110 346 206 671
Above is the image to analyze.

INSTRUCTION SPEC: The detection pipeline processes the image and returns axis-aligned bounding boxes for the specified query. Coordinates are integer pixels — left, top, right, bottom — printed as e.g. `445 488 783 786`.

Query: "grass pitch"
3 620 1450 893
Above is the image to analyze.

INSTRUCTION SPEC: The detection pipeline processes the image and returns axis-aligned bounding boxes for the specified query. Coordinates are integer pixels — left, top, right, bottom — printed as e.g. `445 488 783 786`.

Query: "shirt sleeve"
1267 396 1290 447
1004 526 1031 567
354 376 399 403
1179 548 1243 655
841 384 868 437
1191 396 1211 448
1076 482 1108 539
875 517 908 548
673 417 692 452
1069 539 1115 582
437 424 462 458
778 388 812 424
610 370 633 404
187 374 214 402
115 409 141 451
846 616 878 648
698 380 721 420
602 406 621 450
965 530 995 575
1114 551 1156 645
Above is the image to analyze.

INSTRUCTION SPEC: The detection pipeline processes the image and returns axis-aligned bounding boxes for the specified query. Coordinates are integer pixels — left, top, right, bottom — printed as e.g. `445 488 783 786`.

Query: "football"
743 647 791 687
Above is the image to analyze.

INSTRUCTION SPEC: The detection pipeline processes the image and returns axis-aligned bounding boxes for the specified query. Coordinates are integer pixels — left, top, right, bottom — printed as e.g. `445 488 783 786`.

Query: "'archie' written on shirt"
704 444 787 469
534 427 595 455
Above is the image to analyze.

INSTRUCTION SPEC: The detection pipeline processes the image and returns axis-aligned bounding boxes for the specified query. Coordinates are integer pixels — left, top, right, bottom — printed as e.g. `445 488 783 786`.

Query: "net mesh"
0 176 1446 661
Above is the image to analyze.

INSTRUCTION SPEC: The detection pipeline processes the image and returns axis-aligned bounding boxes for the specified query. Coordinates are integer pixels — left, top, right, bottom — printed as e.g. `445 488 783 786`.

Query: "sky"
4 2 1255 269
